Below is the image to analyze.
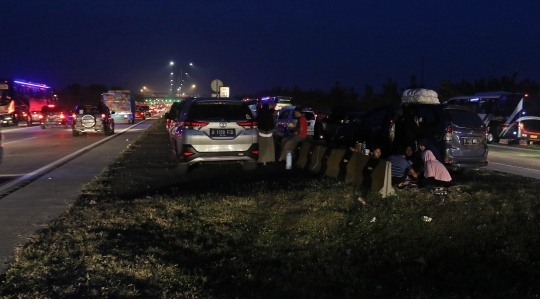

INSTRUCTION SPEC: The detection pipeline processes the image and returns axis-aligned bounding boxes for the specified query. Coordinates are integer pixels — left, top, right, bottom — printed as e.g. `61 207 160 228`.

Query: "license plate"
462 137 478 145
210 129 235 137
530 135 538 139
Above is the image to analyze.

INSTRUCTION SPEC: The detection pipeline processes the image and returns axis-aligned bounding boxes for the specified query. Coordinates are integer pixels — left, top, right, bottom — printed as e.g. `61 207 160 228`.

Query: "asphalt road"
485 144 540 179
0 119 157 273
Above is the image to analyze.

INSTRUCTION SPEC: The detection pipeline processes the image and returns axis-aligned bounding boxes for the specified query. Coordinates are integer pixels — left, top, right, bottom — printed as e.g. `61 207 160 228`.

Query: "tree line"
55 73 540 113
238 73 540 113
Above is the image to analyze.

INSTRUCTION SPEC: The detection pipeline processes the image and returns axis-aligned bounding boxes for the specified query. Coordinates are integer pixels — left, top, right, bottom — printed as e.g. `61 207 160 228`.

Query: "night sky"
2 0 539 96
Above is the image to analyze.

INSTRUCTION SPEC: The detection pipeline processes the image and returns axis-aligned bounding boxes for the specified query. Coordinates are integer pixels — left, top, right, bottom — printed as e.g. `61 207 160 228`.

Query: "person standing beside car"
278 107 307 162
256 104 276 166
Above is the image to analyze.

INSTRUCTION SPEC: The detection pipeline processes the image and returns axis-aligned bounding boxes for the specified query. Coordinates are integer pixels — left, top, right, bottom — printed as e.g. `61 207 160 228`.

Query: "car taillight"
181 121 208 129
237 121 257 129
444 125 453 141
514 122 524 130
59 113 65 119
183 151 194 157
252 150 259 155
101 114 106 119
39 115 43 119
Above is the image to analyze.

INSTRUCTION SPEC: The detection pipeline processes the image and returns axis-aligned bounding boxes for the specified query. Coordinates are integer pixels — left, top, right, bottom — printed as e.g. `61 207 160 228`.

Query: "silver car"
168 97 259 174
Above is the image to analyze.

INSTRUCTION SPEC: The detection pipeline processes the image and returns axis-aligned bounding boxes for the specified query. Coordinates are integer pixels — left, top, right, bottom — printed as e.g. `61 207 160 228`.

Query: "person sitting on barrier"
386 146 418 188
418 150 453 188
278 107 308 162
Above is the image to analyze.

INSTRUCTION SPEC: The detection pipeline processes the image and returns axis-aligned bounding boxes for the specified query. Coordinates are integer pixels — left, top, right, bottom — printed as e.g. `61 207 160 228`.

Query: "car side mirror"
111 111 115 115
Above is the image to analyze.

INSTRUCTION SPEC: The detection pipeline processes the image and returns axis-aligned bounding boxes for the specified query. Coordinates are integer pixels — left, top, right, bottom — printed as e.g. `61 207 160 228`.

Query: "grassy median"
1 118 540 298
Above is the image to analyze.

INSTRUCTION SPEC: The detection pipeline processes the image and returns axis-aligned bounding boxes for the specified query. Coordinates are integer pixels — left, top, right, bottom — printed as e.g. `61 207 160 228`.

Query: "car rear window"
77 106 100 114
41 106 65 113
446 109 484 128
188 102 254 121
303 112 315 121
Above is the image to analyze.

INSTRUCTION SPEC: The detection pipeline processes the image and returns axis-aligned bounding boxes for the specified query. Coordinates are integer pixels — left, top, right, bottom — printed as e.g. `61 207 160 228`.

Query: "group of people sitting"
357 138 453 189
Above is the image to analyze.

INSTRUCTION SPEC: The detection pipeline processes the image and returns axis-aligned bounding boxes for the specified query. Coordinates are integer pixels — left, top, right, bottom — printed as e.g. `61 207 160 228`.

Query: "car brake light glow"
444 125 453 141
48 104 55 107
59 113 65 119
183 152 194 157
237 121 257 129
39 115 43 119
252 150 259 155
181 121 208 128
102 114 106 118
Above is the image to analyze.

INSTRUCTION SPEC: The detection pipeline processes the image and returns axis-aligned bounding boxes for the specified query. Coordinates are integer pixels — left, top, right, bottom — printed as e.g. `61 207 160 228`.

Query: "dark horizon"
2 0 539 96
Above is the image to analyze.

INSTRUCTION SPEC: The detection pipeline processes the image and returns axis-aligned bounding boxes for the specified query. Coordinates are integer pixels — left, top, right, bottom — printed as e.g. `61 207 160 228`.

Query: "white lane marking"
0 123 141 194
488 162 540 173
3 137 37 144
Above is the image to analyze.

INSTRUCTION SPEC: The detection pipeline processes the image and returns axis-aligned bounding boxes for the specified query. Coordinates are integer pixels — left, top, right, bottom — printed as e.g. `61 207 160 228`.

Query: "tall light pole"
170 61 193 97
179 62 193 96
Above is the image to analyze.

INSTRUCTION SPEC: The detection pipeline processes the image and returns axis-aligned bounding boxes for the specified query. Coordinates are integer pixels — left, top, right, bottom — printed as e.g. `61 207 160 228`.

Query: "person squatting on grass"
418 150 453 188
387 146 418 188
256 104 276 166
278 107 307 162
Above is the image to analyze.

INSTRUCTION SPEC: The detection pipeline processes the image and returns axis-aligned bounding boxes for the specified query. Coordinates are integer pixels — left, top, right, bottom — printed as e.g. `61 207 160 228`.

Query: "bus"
102 90 135 124
0 79 55 125
445 92 540 144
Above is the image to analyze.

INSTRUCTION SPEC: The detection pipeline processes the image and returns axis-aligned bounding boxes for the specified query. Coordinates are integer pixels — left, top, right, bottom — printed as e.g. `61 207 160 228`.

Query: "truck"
102 90 135 124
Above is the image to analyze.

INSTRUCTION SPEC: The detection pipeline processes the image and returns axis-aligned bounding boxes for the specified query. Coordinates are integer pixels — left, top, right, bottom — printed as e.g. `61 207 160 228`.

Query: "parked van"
347 102 488 171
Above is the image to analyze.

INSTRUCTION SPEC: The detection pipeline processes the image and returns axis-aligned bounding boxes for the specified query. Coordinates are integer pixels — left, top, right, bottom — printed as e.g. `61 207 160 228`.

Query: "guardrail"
293 141 395 198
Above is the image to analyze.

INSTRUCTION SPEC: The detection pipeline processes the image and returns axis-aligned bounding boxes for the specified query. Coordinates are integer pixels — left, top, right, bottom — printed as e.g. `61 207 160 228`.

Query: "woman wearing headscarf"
419 150 453 187
256 104 276 165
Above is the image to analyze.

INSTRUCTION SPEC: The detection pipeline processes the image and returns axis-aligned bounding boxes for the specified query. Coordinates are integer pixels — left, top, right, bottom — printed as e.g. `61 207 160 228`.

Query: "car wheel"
176 163 189 175
104 125 112 136
72 130 80 137
242 161 257 171
40 125 46 129
63 123 68 129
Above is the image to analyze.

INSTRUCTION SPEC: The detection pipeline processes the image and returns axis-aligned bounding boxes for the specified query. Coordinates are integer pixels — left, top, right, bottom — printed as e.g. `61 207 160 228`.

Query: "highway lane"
485 144 540 179
0 122 147 192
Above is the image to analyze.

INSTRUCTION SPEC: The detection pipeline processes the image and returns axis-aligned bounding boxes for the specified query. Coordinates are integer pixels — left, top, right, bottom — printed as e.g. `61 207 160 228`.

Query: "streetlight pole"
178 62 193 97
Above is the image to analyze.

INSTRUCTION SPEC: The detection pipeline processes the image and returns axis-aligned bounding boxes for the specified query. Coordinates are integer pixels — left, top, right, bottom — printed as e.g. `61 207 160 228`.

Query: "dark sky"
2 0 539 96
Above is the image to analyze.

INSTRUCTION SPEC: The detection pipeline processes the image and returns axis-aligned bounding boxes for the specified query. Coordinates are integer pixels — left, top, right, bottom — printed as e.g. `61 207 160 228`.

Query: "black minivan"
345 103 488 171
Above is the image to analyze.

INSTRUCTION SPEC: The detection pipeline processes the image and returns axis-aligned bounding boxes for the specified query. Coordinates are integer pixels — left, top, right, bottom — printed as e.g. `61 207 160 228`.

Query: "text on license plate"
530 135 538 139
462 137 478 145
210 129 235 137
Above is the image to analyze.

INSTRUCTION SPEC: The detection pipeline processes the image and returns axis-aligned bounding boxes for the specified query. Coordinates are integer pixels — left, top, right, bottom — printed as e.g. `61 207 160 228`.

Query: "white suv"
274 106 315 137
168 97 259 174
